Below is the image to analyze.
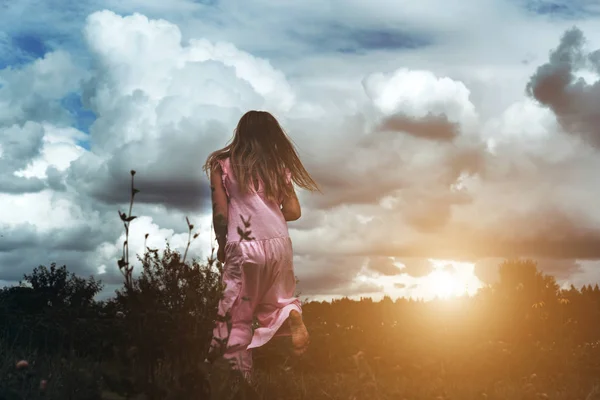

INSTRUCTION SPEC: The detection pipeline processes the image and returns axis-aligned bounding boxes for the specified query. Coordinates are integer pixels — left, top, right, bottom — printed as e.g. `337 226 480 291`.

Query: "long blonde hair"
203 110 320 201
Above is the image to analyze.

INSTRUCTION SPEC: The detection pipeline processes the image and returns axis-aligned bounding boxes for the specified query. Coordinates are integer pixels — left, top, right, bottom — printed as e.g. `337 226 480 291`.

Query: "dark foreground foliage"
2 260 600 400
1 171 600 399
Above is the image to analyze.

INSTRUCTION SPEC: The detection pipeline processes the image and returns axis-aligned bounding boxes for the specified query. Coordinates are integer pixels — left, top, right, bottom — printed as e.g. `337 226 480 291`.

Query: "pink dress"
209 157 302 377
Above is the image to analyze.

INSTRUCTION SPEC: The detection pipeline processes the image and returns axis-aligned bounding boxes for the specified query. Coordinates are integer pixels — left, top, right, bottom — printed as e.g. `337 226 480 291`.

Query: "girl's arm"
281 185 301 221
210 163 228 248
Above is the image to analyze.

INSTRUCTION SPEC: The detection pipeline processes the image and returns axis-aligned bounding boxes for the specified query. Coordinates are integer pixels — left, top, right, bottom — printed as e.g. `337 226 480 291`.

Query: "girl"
203 110 320 380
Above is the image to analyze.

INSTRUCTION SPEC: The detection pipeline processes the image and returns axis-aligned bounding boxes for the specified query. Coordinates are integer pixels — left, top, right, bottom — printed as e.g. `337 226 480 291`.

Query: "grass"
2 170 600 399
2 318 600 400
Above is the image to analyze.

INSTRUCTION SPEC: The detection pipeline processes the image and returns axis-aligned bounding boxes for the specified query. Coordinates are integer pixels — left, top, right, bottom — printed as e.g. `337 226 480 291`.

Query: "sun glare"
426 269 464 299
352 259 483 302
423 260 482 300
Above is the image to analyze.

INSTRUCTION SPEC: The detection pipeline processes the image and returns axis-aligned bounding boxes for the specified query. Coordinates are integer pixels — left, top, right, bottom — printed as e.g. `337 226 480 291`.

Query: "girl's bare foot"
288 310 309 356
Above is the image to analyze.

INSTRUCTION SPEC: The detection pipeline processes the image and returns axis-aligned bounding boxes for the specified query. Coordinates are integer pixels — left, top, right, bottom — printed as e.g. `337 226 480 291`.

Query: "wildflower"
16 360 29 369
352 351 365 364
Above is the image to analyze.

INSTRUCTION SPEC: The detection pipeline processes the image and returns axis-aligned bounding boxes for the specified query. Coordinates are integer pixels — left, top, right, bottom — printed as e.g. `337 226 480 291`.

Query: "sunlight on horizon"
330 259 485 303
422 260 483 299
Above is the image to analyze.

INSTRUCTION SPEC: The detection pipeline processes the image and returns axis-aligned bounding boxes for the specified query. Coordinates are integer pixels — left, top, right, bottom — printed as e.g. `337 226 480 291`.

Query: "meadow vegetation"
1 171 600 400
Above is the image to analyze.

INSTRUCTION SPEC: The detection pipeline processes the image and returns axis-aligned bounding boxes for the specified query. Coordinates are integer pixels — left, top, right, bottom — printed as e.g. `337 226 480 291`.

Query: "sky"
2 0 600 302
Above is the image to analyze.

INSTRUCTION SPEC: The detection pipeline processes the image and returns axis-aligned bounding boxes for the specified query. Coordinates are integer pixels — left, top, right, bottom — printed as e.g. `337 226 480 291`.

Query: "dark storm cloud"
303 139 410 210
0 122 44 163
526 27 600 148
0 175 46 193
0 210 123 288
362 206 600 260
303 117 486 213
0 121 47 193
401 189 472 233
89 173 211 212
307 164 406 210
46 225 108 252
66 120 229 213
525 0 600 18
0 248 96 282
46 166 68 191
0 222 119 254
295 254 366 295
287 23 433 55
377 113 460 142
589 49 600 73
367 256 402 276
0 224 40 251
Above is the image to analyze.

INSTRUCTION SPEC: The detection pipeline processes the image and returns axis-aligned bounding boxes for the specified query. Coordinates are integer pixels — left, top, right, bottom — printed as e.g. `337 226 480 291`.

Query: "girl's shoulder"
215 155 231 170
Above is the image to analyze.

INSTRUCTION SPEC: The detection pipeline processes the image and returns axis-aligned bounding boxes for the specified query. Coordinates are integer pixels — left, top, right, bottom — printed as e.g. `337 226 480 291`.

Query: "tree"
0 263 105 356
21 263 103 310
496 259 559 301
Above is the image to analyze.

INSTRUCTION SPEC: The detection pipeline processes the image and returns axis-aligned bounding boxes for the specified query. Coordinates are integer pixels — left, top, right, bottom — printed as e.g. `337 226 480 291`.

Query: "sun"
425 269 463 299
422 260 481 300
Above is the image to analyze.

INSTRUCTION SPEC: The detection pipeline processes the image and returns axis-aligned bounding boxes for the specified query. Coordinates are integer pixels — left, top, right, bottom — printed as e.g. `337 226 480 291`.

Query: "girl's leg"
209 286 254 377
248 237 309 354
288 309 310 355
209 243 256 378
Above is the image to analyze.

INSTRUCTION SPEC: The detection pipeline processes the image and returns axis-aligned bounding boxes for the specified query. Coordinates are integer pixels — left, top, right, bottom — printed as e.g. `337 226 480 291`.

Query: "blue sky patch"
61 92 96 146
0 33 49 69
12 34 48 59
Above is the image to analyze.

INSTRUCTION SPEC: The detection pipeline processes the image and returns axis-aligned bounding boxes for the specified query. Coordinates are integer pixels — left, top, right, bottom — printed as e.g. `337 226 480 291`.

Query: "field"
1 173 599 400
2 276 600 400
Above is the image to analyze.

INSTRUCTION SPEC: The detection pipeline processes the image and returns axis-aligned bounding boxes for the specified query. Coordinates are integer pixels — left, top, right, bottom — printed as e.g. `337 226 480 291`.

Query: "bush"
0 263 106 357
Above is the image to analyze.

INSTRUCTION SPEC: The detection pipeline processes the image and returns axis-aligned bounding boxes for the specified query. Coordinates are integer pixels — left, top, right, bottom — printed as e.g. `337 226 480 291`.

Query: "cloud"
526 27 600 147
399 259 434 278
0 50 85 125
2 5 600 300
287 23 434 55
367 257 403 276
473 258 503 284
295 255 367 296
63 10 298 213
362 68 478 128
377 112 460 142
